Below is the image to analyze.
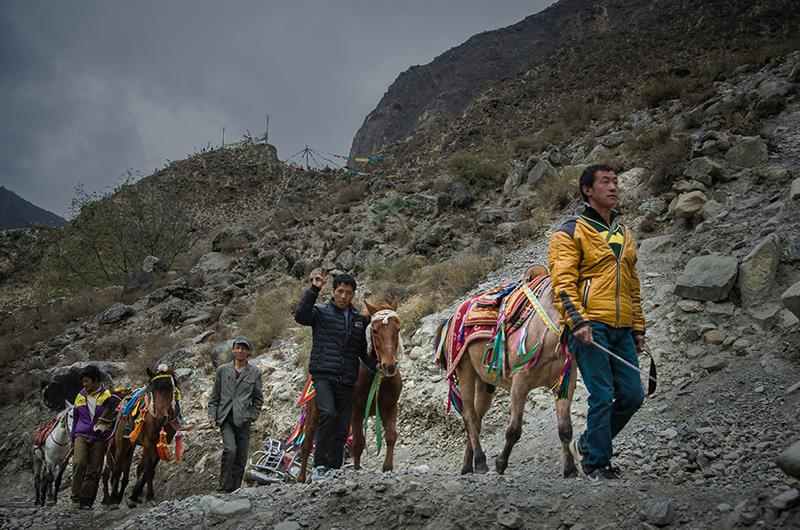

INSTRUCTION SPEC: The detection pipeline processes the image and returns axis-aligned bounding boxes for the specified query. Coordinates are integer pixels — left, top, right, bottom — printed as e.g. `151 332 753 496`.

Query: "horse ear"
146 366 154 379
364 300 377 316
389 296 398 311
168 365 175 374
65 399 73 409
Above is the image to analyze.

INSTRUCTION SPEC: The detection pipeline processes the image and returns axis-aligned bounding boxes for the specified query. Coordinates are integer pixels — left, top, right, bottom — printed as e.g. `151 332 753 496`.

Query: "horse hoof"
475 463 489 474
125 499 138 509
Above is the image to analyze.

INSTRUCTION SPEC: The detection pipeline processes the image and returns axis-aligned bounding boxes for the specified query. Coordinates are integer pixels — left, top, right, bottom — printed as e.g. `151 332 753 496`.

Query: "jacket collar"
327 299 355 315
581 204 619 227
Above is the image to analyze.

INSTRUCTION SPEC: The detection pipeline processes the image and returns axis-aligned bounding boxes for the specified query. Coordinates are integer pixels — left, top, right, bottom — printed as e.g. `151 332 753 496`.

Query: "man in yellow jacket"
548 164 645 480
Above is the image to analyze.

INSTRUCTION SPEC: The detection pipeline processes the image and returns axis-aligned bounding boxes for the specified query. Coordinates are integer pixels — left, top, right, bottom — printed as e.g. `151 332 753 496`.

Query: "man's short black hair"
579 164 615 202
333 273 357 291
79 365 102 383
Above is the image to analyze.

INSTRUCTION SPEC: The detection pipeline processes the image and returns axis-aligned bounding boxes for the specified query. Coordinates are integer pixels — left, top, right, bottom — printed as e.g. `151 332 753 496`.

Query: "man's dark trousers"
312 377 354 469
219 413 251 491
568 321 644 472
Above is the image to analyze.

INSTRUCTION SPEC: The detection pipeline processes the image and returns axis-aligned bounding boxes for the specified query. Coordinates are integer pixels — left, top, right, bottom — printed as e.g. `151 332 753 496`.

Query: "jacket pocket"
582 278 592 308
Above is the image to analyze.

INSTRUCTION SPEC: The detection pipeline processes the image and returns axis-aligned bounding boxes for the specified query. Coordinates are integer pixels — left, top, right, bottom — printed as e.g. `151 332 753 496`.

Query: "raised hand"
311 268 327 289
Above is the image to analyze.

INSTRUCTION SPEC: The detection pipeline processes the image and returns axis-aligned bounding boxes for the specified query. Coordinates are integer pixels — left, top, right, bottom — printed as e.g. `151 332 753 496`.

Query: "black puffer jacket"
294 286 374 386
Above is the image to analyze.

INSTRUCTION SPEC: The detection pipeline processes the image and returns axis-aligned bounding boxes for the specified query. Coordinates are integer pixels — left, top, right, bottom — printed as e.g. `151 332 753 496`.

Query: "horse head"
146 365 176 424
365 297 403 378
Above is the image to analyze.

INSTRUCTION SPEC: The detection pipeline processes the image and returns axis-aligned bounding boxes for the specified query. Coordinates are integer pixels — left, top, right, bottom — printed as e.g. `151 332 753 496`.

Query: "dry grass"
241 282 305 350
366 253 501 333
535 167 579 211
637 75 690 108
333 181 368 208
648 136 691 193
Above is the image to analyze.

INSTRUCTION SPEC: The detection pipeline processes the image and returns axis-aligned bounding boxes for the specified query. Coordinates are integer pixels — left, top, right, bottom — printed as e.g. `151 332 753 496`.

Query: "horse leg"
33 452 43 506
496 378 530 474
381 404 399 473
44 465 55 505
554 372 578 478
350 402 366 471
145 457 158 502
117 446 134 504
457 362 488 474
297 404 317 484
53 458 69 504
128 456 147 506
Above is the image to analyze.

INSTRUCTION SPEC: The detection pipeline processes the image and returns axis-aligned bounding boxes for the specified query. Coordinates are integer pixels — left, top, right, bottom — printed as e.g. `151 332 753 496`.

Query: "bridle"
365 309 404 371
48 409 72 447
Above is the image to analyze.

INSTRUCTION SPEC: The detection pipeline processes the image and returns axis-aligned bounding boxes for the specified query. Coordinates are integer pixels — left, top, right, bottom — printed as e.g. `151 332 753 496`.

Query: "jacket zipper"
582 278 591 307
615 230 625 327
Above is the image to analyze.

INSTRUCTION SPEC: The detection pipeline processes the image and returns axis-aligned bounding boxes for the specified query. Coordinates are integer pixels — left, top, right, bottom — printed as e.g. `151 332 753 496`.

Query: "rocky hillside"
2 3 800 529
352 0 800 158
0 186 64 230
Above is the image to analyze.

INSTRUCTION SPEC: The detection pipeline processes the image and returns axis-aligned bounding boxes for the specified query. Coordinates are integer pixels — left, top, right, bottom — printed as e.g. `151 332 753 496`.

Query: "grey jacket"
208 362 264 427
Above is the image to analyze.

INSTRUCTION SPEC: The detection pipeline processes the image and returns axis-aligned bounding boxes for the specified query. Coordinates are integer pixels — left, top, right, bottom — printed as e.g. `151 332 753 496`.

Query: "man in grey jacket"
208 336 264 492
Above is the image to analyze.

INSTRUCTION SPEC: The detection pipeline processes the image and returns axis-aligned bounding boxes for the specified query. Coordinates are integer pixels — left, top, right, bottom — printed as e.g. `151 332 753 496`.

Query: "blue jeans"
569 322 644 472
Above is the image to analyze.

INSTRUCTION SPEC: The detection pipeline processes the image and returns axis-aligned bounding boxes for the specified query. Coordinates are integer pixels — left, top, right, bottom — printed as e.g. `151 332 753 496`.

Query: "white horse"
33 401 74 505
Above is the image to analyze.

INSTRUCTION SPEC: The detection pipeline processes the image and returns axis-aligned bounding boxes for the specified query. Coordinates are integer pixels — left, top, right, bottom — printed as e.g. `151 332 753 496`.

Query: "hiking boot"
587 464 622 481
311 466 329 482
568 439 588 478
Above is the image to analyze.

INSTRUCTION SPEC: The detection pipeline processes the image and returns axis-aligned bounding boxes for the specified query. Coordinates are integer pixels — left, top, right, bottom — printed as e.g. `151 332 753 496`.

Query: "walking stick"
589 340 657 395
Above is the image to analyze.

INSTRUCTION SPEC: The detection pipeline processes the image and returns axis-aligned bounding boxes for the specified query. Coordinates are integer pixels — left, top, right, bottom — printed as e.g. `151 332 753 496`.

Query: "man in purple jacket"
70 365 112 509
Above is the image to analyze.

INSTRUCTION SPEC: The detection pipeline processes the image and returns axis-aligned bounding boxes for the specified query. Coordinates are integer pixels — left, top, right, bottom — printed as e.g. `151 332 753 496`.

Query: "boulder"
583 144 612 164
142 255 168 274
737 233 780 306
526 159 557 187
685 157 725 186
672 191 707 219
413 223 448 255
503 160 525 194
41 361 126 410
618 167 647 190
258 250 288 271
282 247 300 267
211 226 257 253
639 234 675 255
646 499 676 527
156 348 195 370
781 281 800 320
211 340 233 367
674 255 738 302
290 259 312 280
193 252 236 273
451 181 474 208
725 136 768 168
770 489 800 511
777 440 800 480
699 200 724 221
335 249 355 271
790 178 800 201
98 303 136 325
199 495 251 516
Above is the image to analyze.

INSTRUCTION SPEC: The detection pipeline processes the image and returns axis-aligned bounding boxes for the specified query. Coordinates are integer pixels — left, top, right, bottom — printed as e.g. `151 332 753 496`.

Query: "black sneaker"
587 464 622 481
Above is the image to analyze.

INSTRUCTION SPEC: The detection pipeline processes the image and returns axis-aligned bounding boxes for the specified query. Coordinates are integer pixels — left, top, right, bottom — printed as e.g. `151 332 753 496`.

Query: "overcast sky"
0 1 553 217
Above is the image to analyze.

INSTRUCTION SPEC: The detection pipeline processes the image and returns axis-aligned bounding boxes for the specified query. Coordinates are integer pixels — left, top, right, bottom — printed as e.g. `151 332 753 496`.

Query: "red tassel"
156 428 172 462
174 432 184 462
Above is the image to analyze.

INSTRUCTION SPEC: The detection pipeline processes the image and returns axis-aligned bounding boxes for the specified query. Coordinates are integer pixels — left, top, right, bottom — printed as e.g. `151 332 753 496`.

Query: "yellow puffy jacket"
547 208 645 334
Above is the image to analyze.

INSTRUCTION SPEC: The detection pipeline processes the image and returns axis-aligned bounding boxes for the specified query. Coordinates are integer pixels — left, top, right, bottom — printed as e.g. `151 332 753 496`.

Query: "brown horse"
101 367 178 506
297 298 403 483
434 275 579 477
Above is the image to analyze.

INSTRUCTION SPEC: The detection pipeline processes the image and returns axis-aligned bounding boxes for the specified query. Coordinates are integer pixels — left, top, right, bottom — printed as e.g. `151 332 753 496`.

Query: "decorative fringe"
174 432 184 462
552 354 573 400
129 416 144 444
285 406 308 447
447 378 463 415
156 428 172 462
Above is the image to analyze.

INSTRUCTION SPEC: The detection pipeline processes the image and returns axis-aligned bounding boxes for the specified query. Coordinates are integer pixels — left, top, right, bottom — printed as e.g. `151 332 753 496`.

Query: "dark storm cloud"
0 1 553 216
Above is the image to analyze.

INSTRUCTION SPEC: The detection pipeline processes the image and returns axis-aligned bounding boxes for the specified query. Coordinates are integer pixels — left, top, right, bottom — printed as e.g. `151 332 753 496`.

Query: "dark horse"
297 298 403 483
101 367 178 506
434 272 579 477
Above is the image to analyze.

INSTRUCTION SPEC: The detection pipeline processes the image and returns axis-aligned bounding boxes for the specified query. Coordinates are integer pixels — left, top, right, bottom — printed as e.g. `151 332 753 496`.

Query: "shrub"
637 75 689 108
241 282 305 351
536 168 579 211
333 181 368 207
648 136 690 193
446 153 505 186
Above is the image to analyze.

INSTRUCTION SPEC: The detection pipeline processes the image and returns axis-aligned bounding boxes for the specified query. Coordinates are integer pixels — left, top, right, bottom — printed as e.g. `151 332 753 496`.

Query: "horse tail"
433 317 450 370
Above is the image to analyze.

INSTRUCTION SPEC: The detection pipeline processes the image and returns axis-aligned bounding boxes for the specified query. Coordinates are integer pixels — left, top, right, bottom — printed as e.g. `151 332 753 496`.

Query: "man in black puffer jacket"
294 269 377 480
